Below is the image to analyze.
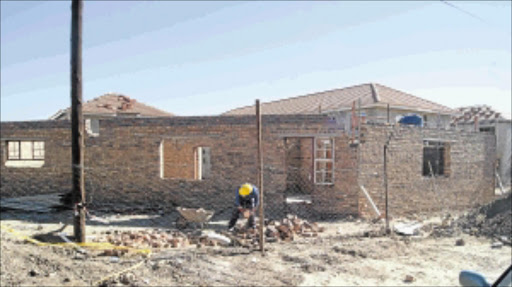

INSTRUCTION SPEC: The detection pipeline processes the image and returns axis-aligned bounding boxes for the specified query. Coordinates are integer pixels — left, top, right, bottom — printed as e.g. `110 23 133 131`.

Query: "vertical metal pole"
387 104 390 124
351 101 356 144
384 145 389 234
256 100 265 255
71 0 86 243
357 98 362 142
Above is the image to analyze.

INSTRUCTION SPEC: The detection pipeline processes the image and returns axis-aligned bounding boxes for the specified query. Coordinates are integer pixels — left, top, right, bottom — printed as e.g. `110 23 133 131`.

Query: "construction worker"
228 183 260 231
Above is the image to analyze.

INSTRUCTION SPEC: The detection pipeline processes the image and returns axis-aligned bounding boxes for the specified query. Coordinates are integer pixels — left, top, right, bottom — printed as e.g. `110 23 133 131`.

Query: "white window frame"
314 137 335 185
7 140 45 161
85 118 100 137
159 140 164 179
194 147 203 180
194 146 211 181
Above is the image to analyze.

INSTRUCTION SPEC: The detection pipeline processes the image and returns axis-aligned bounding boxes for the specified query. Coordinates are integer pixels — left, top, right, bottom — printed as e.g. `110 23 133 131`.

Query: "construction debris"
94 214 325 252
94 229 191 253
457 193 511 242
491 241 503 249
206 232 231 246
226 214 325 248
403 275 415 283
394 222 422 236
430 193 512 242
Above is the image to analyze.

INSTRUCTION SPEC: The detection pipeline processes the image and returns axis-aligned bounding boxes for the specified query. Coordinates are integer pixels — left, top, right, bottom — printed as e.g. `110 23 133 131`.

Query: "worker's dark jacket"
234 185 260 209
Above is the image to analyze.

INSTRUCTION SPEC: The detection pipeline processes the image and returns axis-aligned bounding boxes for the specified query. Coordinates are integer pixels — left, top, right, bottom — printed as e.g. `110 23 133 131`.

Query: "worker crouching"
228 183 260 231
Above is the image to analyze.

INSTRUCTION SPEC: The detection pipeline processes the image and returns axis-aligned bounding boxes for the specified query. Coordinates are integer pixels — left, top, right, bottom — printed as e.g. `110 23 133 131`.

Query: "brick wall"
0 121 72 197
1 115 355 217
358 124 496 218
1 117 494 219
312 136 359 218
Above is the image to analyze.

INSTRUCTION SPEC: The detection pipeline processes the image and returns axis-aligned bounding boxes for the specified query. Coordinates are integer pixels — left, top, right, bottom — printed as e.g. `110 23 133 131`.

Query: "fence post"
384 145 390 234
256 100 265 255
351 101 356 143
387 104 390 124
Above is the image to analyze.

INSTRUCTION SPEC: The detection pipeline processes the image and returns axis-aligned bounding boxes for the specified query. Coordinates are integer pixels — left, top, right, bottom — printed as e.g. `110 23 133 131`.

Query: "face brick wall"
0 116 495 219
357 124 496 218
0 121 72 198
162 140 197 180
1 115 353 218
312 137 359 217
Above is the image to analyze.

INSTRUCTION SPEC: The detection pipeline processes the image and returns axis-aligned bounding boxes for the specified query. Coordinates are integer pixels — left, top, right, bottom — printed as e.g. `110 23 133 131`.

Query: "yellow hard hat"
239 184 253 197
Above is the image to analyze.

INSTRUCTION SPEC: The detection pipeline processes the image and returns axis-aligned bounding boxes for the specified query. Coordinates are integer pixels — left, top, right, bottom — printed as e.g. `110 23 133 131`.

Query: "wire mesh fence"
0 110 503 246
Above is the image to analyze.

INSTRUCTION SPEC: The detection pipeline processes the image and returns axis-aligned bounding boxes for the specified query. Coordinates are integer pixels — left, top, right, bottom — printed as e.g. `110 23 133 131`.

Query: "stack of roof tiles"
451 105 506 125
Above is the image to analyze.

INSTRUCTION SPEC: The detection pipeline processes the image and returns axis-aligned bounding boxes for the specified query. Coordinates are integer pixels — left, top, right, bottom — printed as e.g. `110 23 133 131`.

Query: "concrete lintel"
423 138 458 143
0 137 46 142
278 133 341 138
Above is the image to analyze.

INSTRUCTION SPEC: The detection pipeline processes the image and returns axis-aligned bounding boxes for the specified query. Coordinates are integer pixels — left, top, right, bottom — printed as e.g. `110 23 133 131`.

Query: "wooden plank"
359 185 381 217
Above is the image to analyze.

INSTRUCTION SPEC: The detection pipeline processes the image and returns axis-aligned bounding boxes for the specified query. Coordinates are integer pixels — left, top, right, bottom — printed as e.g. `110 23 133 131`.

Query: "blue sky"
1 1 511 121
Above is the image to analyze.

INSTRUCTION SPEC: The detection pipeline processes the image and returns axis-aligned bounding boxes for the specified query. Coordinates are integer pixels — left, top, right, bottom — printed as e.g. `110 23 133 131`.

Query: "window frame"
314 137 335 185
194 146 211 181
194 146 203 180
85 118 100 136
7 140 45 161
422 140 448 177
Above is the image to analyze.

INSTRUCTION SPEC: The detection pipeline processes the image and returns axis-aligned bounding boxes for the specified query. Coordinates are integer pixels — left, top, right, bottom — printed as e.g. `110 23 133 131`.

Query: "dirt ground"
1 209 511 287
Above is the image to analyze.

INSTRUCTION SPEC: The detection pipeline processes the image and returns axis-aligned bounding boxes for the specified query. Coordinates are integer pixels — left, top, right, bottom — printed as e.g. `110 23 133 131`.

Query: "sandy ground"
1 210 511 287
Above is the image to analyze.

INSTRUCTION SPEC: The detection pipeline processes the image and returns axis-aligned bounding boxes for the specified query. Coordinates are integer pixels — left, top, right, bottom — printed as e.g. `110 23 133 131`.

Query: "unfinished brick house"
0 85 497 218
452 105 512 191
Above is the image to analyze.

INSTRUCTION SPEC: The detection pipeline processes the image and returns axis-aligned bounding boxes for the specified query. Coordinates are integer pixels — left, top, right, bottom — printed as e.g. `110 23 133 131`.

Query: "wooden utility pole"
71 0 86 243
256 100 265 255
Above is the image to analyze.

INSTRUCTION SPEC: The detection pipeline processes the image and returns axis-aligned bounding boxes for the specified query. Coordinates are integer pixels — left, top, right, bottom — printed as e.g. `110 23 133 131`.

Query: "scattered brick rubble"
93 214 325 255
227 214 325 247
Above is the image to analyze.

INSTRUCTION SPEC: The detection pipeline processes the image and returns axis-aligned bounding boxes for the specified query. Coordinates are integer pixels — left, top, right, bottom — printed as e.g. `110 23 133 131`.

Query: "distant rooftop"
223 83 454 115
50 93 174 120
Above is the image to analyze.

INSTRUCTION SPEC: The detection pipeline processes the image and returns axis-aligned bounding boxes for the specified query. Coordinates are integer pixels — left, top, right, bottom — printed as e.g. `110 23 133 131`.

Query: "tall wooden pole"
256 100 265 255
71 0 86 243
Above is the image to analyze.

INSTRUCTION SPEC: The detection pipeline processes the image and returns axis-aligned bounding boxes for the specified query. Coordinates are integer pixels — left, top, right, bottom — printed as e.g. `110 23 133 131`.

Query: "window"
85 118 100 136
423 141 450 177
479 127 495 133
314 137 334 184
8 141 20 159
7 141 44 160
194 147 211 180
160 140 211 180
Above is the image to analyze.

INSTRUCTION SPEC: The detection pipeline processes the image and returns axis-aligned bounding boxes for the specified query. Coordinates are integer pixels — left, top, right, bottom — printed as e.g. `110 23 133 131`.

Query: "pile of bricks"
264 215 325 241
225 214 325 247
94 229 192 255
94 215 324 254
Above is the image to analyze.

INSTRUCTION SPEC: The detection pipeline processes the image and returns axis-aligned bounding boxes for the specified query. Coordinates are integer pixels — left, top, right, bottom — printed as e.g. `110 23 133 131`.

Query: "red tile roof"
223 83 453 115
50 93 173 119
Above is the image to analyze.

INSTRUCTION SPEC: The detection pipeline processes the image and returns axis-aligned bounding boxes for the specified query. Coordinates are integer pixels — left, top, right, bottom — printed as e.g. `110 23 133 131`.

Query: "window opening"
314 137 334 184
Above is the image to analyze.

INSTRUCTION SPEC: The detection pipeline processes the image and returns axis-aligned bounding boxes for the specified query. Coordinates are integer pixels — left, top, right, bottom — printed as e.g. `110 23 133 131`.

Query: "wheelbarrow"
175 207 215 230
